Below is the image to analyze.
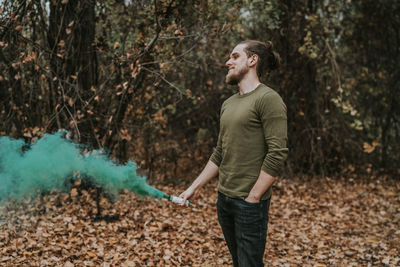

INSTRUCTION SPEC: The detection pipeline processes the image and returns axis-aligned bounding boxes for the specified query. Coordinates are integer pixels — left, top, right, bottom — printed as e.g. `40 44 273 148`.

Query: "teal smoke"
0 131 168 202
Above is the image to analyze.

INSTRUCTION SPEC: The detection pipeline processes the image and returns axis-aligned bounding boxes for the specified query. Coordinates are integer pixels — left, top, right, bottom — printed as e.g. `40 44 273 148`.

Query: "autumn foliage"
0 0 398 180
0 1 399 266
1 178 399 266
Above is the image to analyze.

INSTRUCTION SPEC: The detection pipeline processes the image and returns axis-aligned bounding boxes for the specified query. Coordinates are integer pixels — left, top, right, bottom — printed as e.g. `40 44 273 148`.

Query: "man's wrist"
245 194 260 203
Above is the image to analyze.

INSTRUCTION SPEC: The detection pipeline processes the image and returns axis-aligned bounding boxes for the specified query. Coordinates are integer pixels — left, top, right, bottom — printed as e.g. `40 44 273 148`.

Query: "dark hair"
239 40 281 77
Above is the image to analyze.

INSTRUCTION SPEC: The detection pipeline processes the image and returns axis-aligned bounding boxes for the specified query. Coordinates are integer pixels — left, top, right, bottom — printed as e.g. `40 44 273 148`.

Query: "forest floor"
0 176 399 267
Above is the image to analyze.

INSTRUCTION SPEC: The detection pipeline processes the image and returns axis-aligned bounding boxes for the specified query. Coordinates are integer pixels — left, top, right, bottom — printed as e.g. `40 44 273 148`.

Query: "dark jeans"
217 192 271 267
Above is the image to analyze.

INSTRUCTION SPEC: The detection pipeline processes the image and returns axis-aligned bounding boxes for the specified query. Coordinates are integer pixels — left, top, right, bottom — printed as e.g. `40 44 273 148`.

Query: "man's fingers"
181 195 188 206
178 188 195 206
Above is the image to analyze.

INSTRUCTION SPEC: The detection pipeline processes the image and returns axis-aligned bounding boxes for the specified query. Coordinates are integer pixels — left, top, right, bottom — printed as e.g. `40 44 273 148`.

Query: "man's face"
225 44 250 85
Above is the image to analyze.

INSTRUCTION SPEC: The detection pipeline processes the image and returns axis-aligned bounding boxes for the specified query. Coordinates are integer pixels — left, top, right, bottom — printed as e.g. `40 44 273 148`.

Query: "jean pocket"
240 198 261 208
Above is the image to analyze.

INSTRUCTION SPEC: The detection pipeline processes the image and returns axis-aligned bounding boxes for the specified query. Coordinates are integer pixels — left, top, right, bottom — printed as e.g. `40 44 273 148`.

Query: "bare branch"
141 66 184 99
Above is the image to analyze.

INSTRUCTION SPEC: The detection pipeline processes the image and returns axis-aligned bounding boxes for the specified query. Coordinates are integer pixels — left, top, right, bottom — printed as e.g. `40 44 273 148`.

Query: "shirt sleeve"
258 91 288 177
209 103 225 166
209 130 222 166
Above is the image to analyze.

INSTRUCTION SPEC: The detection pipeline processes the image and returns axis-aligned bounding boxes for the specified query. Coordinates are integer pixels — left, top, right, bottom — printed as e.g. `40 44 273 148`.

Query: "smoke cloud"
0 131 167 202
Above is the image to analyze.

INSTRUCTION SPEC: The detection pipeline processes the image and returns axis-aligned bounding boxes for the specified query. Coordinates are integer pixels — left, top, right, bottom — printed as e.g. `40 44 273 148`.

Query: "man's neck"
238 74 261 95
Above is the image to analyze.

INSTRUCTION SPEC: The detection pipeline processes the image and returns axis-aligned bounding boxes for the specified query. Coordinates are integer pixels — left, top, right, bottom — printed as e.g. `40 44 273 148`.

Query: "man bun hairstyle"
240 40 281 77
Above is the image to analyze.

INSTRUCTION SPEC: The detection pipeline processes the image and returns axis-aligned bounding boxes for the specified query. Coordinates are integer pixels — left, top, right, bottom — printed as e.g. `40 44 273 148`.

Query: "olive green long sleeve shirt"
209 84 288 200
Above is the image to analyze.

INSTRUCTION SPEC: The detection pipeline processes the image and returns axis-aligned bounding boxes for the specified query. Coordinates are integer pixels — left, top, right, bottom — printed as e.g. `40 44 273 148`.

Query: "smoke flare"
0 131 167 202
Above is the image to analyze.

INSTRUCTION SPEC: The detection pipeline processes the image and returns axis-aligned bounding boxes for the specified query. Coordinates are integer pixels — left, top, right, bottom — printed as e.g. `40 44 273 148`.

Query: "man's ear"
249 54 258 67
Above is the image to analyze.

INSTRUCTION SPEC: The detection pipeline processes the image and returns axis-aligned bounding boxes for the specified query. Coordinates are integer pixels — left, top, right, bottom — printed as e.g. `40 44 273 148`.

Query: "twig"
325 39 342 90
141 66 184 98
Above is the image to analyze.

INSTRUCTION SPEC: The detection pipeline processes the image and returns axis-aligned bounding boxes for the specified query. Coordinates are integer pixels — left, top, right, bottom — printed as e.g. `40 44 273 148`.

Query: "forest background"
1 1 399 266
0 0 399 182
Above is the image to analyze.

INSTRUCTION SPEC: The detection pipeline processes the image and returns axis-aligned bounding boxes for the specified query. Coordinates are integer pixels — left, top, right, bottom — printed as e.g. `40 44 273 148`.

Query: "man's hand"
178 160 219 207
246 170 276 203
244 194 260 203
179 186 198 207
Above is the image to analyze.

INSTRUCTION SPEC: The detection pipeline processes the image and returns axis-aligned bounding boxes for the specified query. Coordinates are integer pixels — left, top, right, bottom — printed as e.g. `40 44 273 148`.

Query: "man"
179 40 288 267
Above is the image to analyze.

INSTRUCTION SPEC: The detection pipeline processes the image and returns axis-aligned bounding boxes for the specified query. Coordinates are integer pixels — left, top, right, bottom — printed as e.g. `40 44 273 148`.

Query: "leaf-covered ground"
1 177 399 266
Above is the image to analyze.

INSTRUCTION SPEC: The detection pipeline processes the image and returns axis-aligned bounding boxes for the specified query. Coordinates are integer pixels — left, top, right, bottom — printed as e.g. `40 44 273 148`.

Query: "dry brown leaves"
0 177 399 266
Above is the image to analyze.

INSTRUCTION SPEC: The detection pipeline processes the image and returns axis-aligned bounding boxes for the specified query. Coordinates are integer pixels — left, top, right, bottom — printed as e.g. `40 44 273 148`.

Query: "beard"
225 65 249 85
